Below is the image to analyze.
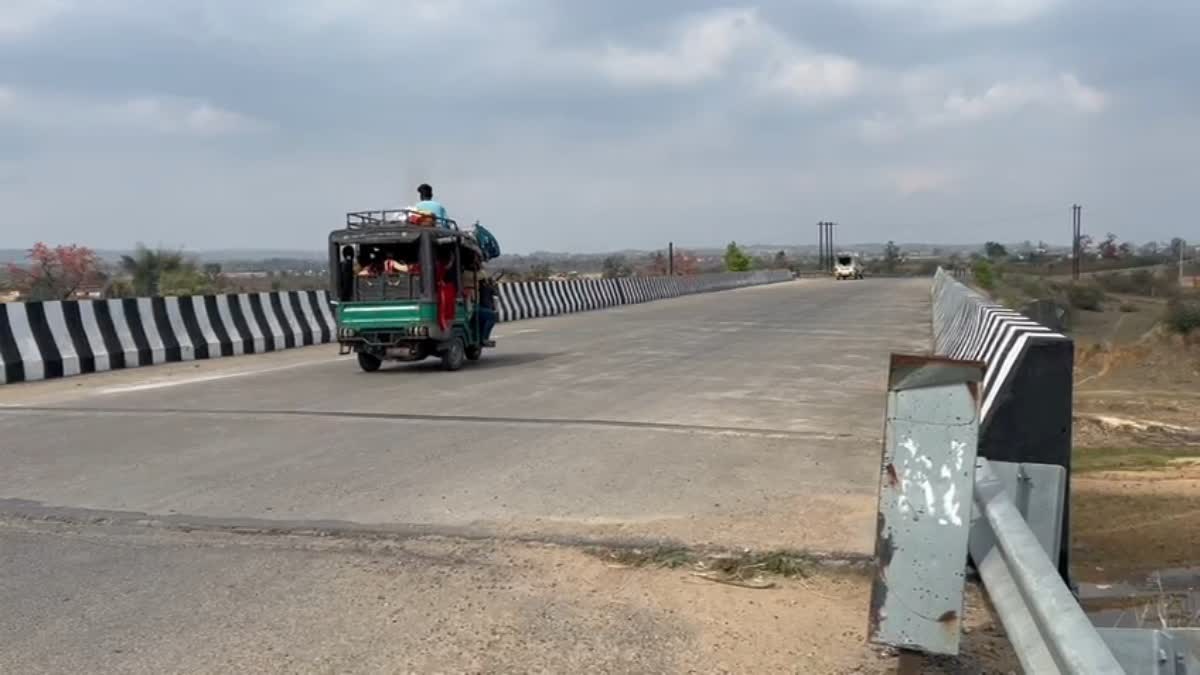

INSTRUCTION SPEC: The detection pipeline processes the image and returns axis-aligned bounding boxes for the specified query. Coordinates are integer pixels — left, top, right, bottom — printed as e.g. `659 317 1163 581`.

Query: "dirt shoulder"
1072 466 1200 583
1070 306 1200 593
0 517 1018 674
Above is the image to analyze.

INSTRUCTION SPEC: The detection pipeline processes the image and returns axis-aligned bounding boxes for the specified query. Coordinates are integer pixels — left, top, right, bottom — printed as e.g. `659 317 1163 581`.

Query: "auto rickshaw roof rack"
346 209 460 231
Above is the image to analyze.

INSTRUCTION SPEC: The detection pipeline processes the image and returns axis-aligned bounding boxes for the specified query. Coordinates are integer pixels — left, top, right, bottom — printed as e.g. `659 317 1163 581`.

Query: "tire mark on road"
0 405 863 441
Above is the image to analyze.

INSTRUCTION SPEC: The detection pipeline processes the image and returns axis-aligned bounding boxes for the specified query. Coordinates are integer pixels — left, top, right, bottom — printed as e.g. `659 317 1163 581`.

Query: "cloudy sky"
1 1 1197 253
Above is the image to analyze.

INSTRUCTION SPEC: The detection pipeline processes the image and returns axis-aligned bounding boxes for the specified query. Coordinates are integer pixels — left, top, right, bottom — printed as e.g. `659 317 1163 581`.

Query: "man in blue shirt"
413 183 448 223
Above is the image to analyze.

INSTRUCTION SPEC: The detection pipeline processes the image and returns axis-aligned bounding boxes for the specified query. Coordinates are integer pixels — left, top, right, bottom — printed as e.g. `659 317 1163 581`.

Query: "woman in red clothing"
435 248 458 331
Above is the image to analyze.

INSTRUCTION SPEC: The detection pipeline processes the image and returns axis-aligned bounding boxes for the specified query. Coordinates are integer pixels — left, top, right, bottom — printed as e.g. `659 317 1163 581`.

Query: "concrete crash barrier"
618 270 793 305
931 267 1075 578
495 278 624 322
497 270 792 322
0 291 336 385
1 272 792 385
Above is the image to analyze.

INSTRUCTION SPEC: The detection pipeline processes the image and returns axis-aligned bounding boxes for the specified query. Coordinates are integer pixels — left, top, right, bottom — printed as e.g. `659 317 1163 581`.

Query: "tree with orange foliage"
7 243 101 301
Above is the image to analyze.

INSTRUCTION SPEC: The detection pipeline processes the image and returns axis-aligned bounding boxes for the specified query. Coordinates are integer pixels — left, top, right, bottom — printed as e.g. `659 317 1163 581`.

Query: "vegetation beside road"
955 235 1200 598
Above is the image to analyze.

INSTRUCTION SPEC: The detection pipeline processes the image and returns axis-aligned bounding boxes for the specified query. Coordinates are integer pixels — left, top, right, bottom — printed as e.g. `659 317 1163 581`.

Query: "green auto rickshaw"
328 210 495 372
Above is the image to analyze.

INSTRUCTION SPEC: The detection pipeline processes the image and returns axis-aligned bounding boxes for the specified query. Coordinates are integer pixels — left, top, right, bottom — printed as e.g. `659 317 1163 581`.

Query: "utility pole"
817 222 826 272
1071 205 1082 281
817 221 838 273
826 222 837 273
1181 238 1187 289
668 242 675 276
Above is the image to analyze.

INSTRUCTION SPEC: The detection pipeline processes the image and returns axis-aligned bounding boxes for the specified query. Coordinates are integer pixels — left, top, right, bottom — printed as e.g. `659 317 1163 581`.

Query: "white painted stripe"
163 297 197 361
256 292 287 345
136 297 167 365
97 356 350 395
190 297 223 357
76 300 111 373
42 301 81 377
105 300 142 367
275 293 304 343
237 294 267 353
213 295 245 356
5 303 45 382
294 292 322 343
0 309 9 385
315 290 336 328
981 332 1032 420
342 305 421 313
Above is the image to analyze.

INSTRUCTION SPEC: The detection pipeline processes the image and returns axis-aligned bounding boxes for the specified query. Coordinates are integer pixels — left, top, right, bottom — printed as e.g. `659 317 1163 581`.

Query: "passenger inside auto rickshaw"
357 248 419 277
435 246 458 331
477 272 497 343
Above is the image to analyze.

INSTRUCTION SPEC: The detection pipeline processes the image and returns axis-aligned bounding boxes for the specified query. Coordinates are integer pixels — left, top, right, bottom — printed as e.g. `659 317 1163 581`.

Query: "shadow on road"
376 351 567 374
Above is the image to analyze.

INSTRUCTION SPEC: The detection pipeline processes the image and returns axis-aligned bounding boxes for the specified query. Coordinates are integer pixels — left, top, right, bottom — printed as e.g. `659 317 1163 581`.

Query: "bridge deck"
0 278 941 672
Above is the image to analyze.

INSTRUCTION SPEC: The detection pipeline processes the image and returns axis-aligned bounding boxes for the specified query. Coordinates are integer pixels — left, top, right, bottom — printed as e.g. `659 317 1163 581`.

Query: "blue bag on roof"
474 223 501 260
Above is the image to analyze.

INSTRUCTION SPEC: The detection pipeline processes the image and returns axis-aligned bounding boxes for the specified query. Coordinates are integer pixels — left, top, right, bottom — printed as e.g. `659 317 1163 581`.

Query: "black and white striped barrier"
495 278 623 322
0 291 334 385
496 271 791 321
618 270 793 305
932 267 1074 579
1 272 793 385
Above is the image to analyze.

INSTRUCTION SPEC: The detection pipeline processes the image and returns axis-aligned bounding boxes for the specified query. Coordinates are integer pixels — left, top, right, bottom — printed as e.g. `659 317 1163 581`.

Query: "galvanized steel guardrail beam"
972 458 1124 674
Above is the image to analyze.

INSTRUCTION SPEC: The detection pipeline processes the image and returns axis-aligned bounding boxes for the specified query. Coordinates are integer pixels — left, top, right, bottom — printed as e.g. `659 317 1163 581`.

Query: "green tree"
884 241 902 273
529 263 553 281
984 241 1008 260
159 267 214 296
104 279 135 299
120 244 187 296
601 256 631 279
724 242 751 272
772 250 789 269
972 259 997 290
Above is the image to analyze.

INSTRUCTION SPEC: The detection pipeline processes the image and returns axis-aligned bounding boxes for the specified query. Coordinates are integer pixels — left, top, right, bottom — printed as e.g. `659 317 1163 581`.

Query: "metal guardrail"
972 458 1123 674
870 353 1200 674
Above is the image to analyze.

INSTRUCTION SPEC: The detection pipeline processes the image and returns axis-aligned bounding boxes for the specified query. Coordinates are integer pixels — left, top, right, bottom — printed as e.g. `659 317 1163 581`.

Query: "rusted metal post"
868 354 984 657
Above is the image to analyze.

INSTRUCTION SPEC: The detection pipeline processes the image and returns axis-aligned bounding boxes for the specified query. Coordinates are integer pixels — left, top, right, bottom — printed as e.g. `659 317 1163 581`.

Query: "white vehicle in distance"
834 253 864 280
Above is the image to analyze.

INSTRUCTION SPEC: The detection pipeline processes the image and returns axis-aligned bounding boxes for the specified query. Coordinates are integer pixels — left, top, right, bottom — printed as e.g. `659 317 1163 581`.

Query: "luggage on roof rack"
345 209 459 231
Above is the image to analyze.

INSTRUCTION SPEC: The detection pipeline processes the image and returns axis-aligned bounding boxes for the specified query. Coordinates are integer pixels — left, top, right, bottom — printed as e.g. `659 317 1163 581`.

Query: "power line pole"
830 222 840 271
817 221 838 273
1181 238 1187 289
668 242 675 276
1071 205 1082 281
817 222 826 272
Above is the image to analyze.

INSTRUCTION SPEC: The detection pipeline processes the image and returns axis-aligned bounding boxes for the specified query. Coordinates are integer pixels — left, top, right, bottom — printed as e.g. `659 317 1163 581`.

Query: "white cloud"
210 0 489 41
861 72 1108 142
887 168 955 196
594 9 761 87
0 87 268 136
99 97 267 136
856 0 1059 29
0 0 71 39
934 73 1108 123
591 7 863 101
760 54 862 100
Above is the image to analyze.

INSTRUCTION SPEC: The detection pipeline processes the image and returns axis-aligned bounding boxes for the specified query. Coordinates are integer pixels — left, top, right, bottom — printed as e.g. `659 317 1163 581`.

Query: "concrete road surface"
0 279 943 673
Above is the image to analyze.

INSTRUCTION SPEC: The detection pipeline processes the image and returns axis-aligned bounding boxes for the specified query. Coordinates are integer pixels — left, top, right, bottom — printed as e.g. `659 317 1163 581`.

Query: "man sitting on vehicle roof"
411 183 448 226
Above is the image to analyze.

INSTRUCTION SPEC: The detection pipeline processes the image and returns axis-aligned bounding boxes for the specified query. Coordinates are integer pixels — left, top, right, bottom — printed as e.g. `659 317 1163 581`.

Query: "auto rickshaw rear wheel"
441 337 466 371
357 352 382 372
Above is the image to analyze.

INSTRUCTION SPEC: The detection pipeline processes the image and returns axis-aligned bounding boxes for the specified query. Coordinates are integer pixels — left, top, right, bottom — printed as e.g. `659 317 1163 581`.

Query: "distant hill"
0 248 325 266
1 242 994 267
